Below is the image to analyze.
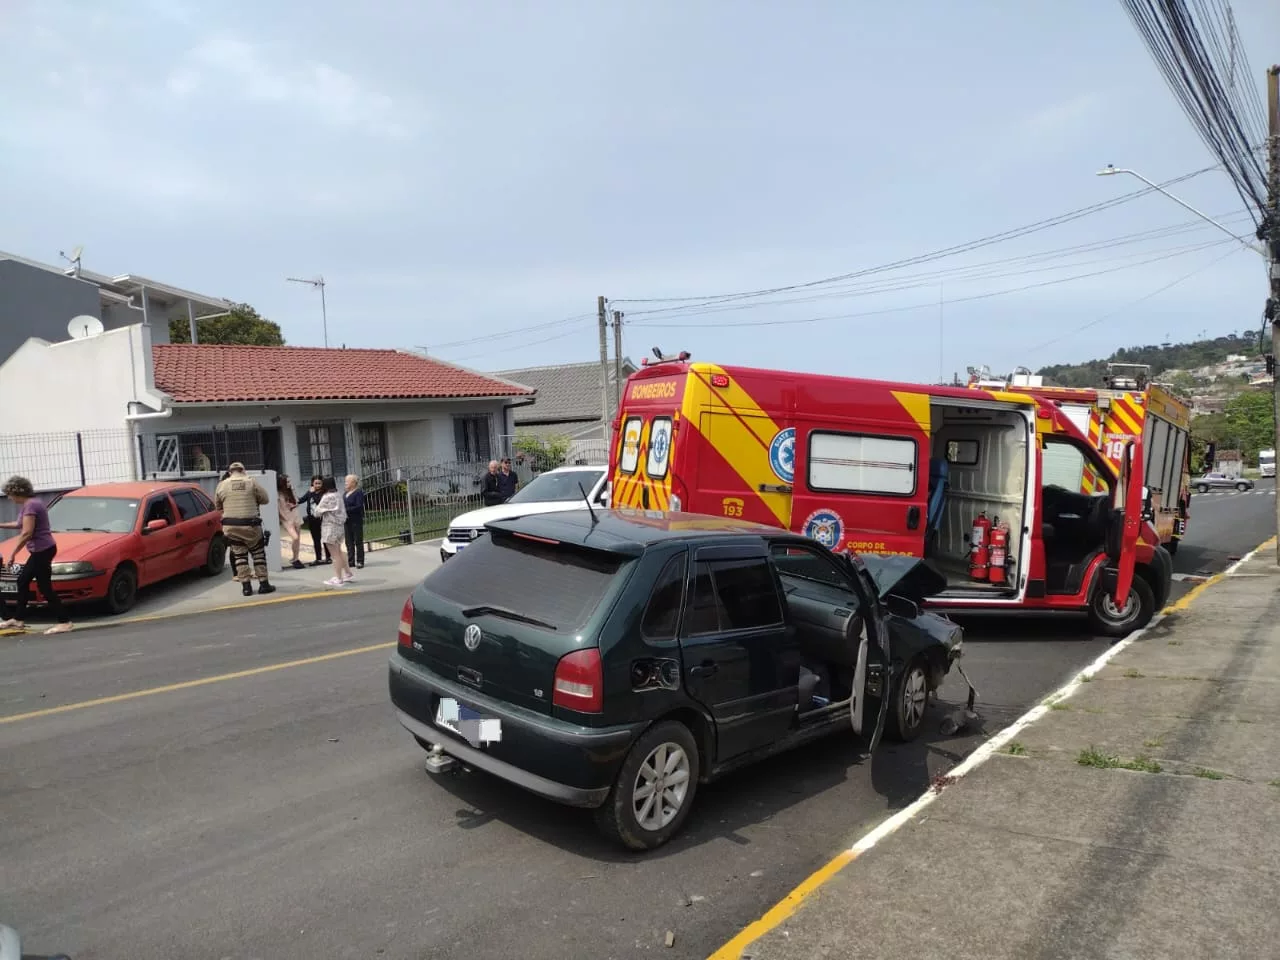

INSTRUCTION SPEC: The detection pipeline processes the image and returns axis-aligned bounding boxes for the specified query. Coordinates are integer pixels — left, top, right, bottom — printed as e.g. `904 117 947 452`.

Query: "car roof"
486 508 786 555
63 480 208 499
536 464 608 474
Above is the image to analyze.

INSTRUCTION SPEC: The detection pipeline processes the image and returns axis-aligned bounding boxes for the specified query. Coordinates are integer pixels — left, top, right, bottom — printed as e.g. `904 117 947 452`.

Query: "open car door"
1112 438 1145 609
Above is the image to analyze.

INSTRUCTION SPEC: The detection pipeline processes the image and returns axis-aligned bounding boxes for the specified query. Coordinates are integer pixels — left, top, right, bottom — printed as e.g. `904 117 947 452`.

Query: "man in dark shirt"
481 460 503 506
496 457 518 502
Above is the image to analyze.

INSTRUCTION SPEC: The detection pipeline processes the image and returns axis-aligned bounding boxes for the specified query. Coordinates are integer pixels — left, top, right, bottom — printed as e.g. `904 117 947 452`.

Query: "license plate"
434 697 501 746
0 582 15 594
455 543 465 551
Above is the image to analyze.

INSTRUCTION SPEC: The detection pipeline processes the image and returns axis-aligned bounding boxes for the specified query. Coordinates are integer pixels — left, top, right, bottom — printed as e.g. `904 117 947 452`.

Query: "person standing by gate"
298 475 330 566
343 474 366 569
215 463 277 597
0 476 73 635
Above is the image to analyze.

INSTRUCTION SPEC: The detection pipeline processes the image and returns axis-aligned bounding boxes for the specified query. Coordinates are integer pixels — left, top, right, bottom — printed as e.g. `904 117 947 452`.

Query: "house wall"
0 258 151 365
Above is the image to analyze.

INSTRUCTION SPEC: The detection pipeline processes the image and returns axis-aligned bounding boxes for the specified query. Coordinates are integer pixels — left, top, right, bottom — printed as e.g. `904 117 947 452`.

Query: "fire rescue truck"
609 354 1172 637
966 362 1193 554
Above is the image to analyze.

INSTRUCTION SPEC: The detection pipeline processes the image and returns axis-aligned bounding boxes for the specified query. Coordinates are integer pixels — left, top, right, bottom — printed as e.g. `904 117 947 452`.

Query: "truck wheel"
1087 575 1154 638
887 655 929 742
596 721 699 851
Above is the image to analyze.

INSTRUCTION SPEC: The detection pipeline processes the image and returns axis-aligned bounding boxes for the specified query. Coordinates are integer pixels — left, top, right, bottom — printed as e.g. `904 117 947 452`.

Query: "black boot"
258 581 277 595
242 581 254 597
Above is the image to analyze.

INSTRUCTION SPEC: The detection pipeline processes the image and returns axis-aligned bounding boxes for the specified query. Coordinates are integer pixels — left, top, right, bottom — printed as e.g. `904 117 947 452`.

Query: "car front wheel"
1236 482 1250 492
596 720 699 851
888 655 930 742
104 565 138 615
1197 483 1210 494
1086 574 1154 638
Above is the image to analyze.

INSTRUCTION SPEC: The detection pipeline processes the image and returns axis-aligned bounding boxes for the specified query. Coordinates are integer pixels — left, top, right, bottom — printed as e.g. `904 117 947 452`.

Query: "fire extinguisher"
989 519 1009 585
969 512 992 581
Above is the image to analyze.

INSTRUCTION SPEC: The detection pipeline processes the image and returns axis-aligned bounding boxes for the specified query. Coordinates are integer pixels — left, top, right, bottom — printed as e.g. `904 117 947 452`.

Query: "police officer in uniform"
215 462 277 597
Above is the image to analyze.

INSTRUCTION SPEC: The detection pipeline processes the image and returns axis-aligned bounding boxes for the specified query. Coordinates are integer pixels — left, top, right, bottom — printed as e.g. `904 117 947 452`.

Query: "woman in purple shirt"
0 475 73 634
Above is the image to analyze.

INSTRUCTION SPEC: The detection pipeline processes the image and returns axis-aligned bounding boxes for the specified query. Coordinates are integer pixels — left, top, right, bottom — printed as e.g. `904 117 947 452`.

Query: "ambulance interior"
924 401 1114 596
924 402 1030 593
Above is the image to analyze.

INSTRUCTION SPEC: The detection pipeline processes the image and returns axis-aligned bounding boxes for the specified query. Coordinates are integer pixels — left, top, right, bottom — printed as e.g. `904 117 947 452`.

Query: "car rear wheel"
104 565 138 615
1196 483 1210 494
888 655 929 742
1086 574 1154 638
596 720 699 851
202 534 227 576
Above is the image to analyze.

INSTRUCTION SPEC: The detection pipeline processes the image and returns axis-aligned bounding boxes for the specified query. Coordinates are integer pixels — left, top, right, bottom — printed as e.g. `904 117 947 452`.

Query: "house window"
807 431 918 496
357 423 389 479
296 422 348 480
453 415 493 463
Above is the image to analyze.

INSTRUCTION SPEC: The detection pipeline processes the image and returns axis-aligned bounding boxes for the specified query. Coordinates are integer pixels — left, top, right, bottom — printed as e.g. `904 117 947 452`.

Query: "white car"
438 464 610 562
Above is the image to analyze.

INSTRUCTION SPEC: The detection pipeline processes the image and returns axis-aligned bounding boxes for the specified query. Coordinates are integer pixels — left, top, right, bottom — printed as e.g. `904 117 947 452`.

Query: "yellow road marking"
0 641 396 725
709 533 1277 959
707 850 857 959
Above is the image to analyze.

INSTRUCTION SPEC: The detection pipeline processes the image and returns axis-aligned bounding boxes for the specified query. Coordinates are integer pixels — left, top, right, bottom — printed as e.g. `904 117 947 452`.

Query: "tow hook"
424 742 458 775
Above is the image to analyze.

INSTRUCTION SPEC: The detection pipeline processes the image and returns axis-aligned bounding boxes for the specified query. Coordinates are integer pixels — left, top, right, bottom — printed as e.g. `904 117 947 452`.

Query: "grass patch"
1082 706 1106 714
1143 737 1164 749
1167 639 1184 646
364 504 456 544
1193 768 1225 780
1268 780 1280 789
1005 741 1028 756
1049 702 1071 711
1123 668 1144 679
1076 746 1162 774
1079 674 1092 683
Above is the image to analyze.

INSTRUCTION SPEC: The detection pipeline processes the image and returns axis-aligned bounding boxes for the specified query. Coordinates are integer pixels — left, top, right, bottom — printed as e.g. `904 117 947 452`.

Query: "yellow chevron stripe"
682 364 790 527
1107 397 1144 437
890 391 931 433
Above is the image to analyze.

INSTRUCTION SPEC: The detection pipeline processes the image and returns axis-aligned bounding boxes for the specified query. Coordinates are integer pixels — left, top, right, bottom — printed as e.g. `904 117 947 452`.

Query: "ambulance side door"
790 421 927 558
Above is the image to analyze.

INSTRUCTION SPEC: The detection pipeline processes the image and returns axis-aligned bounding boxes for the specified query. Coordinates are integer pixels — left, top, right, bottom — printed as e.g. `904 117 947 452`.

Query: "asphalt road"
1 485 1273 960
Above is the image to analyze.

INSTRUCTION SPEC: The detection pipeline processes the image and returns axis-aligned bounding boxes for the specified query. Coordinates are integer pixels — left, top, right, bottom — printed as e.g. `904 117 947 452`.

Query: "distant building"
493 358 639 445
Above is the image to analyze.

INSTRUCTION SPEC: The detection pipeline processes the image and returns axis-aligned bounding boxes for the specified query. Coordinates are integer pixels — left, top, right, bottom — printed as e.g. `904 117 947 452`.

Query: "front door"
138 494 185 584
790 422 927 558
679 544 799 762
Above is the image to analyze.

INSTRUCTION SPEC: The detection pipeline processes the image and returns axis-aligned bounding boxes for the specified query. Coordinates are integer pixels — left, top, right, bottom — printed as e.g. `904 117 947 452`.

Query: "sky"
1 0 1276 383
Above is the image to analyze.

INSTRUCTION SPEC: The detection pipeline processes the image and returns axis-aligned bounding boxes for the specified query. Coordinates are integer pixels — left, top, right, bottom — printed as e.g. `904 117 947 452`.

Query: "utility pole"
597 296 611 431
612 310 624 411
1266 65 1279 564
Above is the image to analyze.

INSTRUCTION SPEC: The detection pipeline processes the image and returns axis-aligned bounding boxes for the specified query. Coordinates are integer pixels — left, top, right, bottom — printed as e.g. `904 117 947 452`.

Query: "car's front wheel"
888 655 930 742
1086 574 1154 638
104 564 138 615
1236 482 1250 492
596 720 699 851
1197 483 1210 494
202 534 228 576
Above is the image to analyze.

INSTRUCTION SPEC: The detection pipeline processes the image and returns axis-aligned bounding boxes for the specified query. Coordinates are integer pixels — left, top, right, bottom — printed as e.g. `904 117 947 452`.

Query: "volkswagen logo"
463 624 482 651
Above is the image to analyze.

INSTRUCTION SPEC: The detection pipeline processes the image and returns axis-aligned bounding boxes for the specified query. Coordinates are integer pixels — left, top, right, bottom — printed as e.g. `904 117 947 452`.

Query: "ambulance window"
619 416 642 475
646 417 673 479
945 439 979 466
808 431 917 496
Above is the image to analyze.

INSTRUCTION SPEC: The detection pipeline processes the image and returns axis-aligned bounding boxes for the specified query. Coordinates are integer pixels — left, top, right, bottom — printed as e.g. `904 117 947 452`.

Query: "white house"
0 322 536 494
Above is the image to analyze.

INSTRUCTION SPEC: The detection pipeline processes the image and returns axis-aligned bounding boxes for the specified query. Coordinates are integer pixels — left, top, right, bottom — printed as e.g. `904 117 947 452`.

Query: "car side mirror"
884 594 919 619
145 518 169 532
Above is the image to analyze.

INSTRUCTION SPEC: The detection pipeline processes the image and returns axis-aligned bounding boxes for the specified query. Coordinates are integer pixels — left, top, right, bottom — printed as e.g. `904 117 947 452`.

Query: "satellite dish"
68 315 105 339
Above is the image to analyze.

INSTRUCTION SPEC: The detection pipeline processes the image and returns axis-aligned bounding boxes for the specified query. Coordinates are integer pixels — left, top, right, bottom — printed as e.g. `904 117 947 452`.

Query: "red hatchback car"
0 481 226 615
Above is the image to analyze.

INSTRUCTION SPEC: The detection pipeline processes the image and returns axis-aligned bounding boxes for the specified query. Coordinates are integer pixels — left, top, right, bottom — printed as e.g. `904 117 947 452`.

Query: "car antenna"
578 481 599 527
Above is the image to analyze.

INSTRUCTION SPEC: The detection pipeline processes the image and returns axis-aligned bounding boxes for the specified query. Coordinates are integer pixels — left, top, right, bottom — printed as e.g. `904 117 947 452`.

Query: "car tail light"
398 596 414 649
553 648 603 713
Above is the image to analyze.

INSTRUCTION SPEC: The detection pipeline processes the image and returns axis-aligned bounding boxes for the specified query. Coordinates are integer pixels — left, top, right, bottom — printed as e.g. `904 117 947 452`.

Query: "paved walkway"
728 545 1280 960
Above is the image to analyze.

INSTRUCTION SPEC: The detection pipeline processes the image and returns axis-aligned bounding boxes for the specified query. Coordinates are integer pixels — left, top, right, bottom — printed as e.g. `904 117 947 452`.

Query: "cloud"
1020 93 1104 140
165 32 413 139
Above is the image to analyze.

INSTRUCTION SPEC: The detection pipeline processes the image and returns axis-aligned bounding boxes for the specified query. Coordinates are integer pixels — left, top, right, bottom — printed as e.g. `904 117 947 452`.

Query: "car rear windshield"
47 496 140 533
423 531 628 631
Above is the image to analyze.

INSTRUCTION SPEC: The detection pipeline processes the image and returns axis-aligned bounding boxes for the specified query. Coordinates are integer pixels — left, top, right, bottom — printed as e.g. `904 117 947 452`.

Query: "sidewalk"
731 549 1280 960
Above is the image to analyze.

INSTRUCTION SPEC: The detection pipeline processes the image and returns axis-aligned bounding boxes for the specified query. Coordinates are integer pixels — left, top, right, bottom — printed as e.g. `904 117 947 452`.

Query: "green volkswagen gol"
388 508 969 850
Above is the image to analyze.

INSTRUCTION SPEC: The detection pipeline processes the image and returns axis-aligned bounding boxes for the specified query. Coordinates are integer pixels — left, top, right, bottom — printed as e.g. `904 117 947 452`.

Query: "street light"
1096 165 1267 258
286 275 329 347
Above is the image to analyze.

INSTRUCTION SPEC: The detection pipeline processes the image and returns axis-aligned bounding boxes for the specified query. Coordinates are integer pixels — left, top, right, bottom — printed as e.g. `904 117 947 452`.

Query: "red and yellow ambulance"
967 363 1192 553
608 356 1172 636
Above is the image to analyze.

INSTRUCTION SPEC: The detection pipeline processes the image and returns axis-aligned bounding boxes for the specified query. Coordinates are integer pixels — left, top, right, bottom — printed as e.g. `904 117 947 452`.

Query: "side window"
646 417 673 479
171 489 208 521
619 416 642 475
193 488 216 512
144 496 176 526
710 558 784 630
641 552 687 640
808 431 917 496
685 561 724 635
770 543 849 589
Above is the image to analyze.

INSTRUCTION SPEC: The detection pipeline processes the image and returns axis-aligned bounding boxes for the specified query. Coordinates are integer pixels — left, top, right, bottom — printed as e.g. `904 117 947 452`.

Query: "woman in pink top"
0 475 72 634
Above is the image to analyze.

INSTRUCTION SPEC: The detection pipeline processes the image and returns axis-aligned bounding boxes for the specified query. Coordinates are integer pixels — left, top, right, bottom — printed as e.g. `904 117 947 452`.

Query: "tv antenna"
286 274 329 347
59 245 84 278
67 315 105 339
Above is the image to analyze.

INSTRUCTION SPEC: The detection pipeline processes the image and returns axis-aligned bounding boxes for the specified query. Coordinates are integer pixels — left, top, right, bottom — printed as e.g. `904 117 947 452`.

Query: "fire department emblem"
769 427 796 484
802 509 843 549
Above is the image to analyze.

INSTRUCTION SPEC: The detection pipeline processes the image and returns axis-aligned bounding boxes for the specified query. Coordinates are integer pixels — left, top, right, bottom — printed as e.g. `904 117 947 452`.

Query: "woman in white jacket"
315 476 353 586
